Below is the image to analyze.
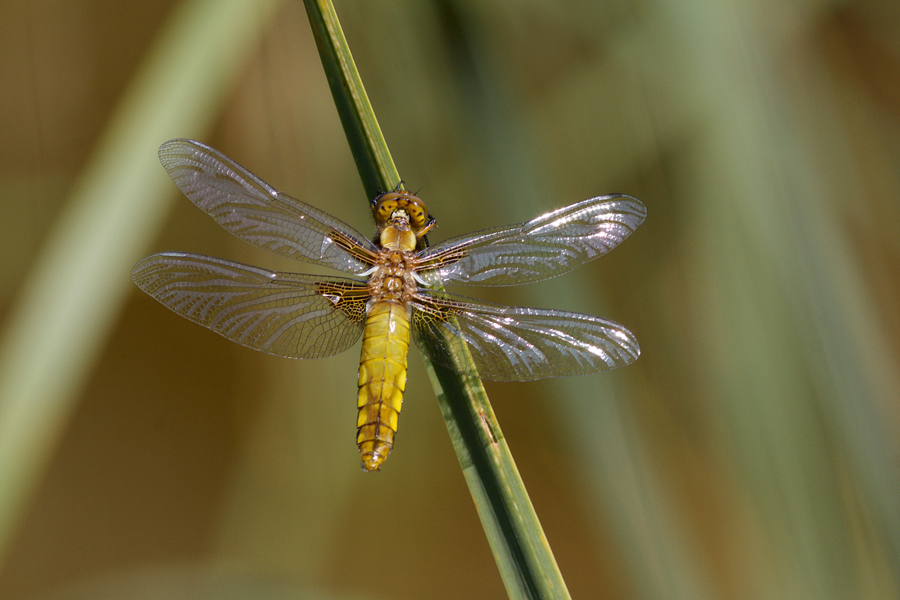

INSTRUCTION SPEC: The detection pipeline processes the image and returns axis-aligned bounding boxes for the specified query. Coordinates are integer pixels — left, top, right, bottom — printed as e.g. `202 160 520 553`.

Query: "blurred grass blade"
0 0 283 566
302 1 571 598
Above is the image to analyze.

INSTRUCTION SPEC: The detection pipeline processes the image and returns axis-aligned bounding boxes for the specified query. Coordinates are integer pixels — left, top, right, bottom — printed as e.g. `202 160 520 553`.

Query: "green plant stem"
303 0 400 197
301 1 571 598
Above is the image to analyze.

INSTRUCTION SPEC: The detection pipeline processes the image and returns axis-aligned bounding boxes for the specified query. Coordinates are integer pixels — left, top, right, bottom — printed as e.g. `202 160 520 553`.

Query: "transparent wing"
132 252 369 359
159 139 378 274
418 195 646 286
411 289 639 381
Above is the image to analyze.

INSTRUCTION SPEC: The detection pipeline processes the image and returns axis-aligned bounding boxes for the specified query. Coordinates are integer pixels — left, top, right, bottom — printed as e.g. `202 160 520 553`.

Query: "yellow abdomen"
357 301 410 471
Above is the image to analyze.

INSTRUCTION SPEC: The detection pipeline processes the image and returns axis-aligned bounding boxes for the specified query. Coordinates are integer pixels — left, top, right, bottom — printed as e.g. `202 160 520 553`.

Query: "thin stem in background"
0 0 283 568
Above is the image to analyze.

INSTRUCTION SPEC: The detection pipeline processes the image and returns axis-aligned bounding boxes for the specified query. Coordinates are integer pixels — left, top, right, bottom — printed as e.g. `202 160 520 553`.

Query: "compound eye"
404 196 429 228
373 193 401 225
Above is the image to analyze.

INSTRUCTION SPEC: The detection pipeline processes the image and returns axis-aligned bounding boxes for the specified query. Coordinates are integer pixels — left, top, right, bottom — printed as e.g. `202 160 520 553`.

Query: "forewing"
411 290 639 381
159 139 378 274
132 252 368 358
418 195 645 286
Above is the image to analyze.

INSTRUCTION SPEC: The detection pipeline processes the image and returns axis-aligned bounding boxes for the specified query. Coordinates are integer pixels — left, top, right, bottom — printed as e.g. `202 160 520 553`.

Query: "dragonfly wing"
418 195 645 286
159 139 378 274
410 289 639 381
132 252 368 358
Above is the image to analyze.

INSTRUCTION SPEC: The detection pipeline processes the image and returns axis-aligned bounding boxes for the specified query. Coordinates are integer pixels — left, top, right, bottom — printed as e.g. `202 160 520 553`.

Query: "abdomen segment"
357 301 410 471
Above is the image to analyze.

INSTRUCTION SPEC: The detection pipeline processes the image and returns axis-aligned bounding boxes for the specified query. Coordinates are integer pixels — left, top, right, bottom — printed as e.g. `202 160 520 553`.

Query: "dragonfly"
132 139 646 471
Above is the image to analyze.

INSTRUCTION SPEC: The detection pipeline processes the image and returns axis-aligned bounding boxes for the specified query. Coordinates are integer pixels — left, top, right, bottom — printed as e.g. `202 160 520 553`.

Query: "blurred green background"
1 0 899 598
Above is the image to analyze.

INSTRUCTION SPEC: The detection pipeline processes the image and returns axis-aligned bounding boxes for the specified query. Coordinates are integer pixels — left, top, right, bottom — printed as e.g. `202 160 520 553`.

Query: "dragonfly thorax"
367 249 418 303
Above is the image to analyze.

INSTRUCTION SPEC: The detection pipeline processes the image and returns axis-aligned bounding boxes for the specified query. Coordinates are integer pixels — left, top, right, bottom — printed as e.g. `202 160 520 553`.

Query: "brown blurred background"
1 1 899 599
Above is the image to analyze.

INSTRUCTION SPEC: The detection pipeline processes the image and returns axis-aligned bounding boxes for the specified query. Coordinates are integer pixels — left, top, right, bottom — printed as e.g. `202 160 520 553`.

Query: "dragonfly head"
373 191 430 229
373 191 436 250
